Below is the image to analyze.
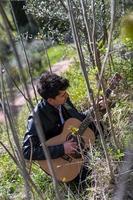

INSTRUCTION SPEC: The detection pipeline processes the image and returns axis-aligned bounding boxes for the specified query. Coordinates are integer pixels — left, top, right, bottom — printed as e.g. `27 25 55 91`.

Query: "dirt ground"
0 59 72 123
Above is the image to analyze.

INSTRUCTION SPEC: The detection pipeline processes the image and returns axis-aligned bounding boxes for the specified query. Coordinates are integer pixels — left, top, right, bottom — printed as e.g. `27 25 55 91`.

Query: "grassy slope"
0 46 133 199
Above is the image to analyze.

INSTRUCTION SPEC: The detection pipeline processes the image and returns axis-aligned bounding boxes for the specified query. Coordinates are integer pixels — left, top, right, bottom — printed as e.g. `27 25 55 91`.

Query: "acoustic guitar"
38 73 122 182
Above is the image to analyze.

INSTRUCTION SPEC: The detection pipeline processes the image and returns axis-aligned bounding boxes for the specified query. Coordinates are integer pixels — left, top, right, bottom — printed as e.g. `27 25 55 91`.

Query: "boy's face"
48 90 69 107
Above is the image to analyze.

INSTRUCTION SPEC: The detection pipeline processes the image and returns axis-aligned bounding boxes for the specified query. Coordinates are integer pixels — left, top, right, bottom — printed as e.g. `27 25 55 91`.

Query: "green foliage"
1 50 133 199
0 123 7 141
106 40 133 89
65 62 100 110
17 103 29 138
42 44 71 66
1 61 133 199
108 148 124 161
49 44 75 63
122 61 133 86
29 44 76 78
64 61 88 109
1 1 133 199
7 66 21 87
111 99 133 147
121 13 133 41
25 0 69 42
0 153 23 199
31 164 56 198
0 5 13 42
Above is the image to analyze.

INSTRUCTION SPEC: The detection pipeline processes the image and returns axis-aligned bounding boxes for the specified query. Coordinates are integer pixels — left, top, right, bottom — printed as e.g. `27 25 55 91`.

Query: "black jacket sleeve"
22 116 65 160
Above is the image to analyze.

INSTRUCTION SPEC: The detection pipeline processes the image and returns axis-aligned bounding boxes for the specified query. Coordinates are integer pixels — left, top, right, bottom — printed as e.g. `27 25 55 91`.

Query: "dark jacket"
22 98 85 160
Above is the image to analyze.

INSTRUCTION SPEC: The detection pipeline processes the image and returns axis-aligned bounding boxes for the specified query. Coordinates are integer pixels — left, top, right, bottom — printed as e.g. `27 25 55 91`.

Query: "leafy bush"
110 40 133 89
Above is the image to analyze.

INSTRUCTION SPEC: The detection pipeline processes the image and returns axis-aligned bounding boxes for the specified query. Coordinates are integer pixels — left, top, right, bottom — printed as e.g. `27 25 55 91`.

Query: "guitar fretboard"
77 84 115 136
76 73 121 136
78 111 92 136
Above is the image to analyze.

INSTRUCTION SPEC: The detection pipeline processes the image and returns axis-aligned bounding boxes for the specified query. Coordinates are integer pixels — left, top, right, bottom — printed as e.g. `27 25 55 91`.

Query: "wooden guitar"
38 73 122 182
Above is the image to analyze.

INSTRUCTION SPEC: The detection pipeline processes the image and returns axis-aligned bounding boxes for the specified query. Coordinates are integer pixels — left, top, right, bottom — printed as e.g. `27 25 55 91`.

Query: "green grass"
0 153 23 199
42 44 76 67
1 55 133 199
47 44 75 64
64 62 100 110
31 44 76 77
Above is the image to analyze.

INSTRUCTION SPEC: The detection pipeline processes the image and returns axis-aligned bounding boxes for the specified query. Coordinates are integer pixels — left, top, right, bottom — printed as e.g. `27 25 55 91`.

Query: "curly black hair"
37 72 69 100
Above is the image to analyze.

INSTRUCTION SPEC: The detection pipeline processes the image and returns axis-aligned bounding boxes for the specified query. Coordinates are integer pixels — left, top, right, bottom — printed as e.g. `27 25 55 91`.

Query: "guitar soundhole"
66 134 85 159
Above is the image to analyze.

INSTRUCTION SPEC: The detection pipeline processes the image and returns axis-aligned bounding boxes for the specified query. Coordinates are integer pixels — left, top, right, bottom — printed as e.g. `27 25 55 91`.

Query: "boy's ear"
47 98 55 105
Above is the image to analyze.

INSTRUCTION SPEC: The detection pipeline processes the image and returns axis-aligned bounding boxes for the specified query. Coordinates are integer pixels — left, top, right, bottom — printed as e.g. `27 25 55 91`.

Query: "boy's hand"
97 97 112 111
64 139 78 155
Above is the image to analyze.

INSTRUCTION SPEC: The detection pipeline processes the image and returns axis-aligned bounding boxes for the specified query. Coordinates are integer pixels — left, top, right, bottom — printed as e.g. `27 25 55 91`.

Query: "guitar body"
38 118 95 182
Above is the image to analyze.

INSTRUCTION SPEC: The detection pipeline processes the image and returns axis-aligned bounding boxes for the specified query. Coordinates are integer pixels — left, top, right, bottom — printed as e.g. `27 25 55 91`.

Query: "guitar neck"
78 85 113 136
77 73 122 136
77 89 112 136
78 112 92 136
105 88 112 98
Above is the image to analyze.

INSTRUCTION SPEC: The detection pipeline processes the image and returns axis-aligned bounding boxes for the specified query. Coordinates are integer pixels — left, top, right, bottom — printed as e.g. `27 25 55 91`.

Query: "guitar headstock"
108 73 122 91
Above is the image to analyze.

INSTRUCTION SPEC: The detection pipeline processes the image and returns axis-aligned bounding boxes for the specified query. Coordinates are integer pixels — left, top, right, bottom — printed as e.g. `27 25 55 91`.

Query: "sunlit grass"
41 44 76 68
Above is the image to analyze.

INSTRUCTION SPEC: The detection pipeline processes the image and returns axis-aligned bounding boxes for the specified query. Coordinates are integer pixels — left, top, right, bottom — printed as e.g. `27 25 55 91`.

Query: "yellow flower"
69 126 79 135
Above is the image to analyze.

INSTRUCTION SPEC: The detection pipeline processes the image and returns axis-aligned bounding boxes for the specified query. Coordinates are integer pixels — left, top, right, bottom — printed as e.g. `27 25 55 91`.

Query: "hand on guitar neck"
93 73 122 115
95 96 112 115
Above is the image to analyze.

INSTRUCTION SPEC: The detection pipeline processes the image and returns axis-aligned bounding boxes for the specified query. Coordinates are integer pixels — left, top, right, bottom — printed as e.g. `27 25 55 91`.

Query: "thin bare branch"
9 0 38 103
67 0 114 179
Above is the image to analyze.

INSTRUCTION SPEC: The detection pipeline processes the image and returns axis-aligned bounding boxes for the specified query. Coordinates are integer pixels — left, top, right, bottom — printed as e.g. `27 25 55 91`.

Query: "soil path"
0 59 72 123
